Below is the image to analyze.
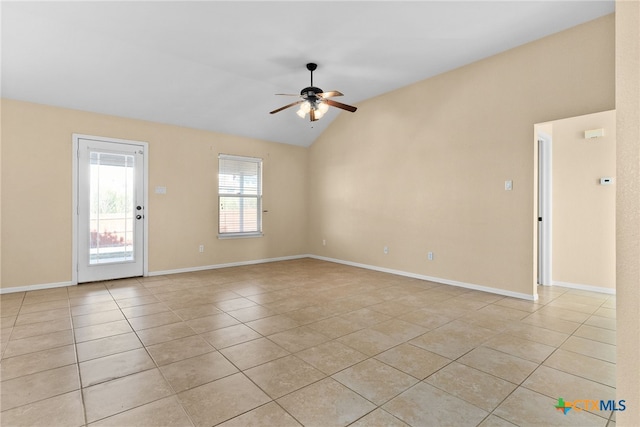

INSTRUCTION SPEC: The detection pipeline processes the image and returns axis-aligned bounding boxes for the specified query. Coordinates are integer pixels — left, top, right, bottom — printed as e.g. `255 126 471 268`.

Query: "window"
218 154 262 238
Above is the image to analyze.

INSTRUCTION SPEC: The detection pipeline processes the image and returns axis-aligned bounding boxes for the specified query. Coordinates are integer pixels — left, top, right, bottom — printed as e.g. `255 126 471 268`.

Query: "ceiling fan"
270 63 357 121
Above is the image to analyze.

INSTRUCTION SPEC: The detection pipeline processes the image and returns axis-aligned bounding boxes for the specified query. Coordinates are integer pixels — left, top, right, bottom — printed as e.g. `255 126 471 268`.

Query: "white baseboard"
148 254 310 277
309 255 538 301
0 254 543 301
0 281 76 295
552 281 616 295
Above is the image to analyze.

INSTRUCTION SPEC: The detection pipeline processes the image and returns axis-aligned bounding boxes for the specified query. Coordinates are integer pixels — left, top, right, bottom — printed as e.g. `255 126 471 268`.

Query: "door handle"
136 215 142 220
137 206 143 210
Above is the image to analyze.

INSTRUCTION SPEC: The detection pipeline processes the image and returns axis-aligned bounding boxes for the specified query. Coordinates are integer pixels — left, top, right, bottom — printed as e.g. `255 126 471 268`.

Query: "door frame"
72 133 149 284
536 129 553 286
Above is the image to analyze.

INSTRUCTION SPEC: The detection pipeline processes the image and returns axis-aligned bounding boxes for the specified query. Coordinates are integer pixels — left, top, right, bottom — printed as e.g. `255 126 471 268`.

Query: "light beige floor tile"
369 319 428 341
340 308 393 327
160 350 238 393
494 387 605 426
336 328 402 356
79 347 155 387
18 298 69 314
217 401 301 427
483 333 556 363
115 295 160 308
9 316 71 340
426 362 517 411
523 365 615 416
185 312 240 334
74 319 133 342
458 346 538 384
82 368 173 423
136 322 196 346
68 293 114 307
71 301 120 317
306 316 364 339
477 414 518 427
543 349 616 387
178 372 271 427
594 307 616 319
503 322 570 347
72 309 125 328
396 308 458 330
22 289 68 305
120 302 170 319
574 324 616 345
89 396 193 427
285 305 335 325
268 326 331 353
383 382 489 426
520 312 581 334
349 408 409 427
246 314 301 335
333 358 418 405
534 305 591 323
585 315 617 330
1 364 80 411
0 390 85 427
128 311 183 331
409 320 497 359
200 323 261 349
493 297 541 313
561 336 616 363
4 329 74 358
547 299 601 314
146 334 214 366
375 343 451 380
369 301 419 317
245 355 326 399
476 304 530 320
277 377 376 427
1 344 76 380
296 340 368 375
76 332 142 362
15 307 70 326
215 296 257 312
227 305 277 322
219 337 290 370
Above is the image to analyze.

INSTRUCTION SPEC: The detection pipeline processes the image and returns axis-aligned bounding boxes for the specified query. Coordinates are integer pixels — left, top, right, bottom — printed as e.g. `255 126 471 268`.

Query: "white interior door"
77 137 146 282
538 135 552 286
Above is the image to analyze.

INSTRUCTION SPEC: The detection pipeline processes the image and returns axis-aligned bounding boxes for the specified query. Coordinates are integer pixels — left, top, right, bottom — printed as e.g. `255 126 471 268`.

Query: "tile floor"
0 258 617 426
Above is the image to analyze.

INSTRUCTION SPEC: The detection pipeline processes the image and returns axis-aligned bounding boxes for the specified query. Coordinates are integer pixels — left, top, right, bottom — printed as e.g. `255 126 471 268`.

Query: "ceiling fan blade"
275 93 301 96
270 100 304 114
325 99 357 113
310 109 317 121
319 91 343 98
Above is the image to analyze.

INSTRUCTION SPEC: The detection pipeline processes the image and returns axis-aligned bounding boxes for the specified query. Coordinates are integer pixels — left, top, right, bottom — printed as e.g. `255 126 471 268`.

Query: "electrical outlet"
199 245 204 253
428 251 434 261
322 239 326 246
383 246 389 254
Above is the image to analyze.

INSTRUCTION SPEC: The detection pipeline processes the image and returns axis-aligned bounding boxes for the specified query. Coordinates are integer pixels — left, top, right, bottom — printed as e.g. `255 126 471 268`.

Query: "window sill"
218 232 264 240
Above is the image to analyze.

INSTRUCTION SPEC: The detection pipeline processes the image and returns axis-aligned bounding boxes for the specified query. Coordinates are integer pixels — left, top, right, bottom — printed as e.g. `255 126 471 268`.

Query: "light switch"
155 186 167 194
505 180 513 191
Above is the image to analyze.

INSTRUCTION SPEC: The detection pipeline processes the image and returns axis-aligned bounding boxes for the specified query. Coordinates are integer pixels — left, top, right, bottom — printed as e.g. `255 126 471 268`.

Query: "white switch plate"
505 180 513 191
155 186 167 194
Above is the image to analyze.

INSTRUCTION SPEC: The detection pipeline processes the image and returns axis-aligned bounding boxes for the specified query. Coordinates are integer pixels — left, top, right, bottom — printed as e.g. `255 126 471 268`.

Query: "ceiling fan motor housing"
300 86 323 99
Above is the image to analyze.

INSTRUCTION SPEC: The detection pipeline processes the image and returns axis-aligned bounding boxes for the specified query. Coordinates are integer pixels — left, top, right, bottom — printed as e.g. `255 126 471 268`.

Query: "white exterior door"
77 136 146 282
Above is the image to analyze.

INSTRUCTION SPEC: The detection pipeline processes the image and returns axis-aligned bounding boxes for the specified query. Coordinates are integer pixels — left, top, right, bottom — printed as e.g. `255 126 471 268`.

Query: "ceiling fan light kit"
270 63 357 122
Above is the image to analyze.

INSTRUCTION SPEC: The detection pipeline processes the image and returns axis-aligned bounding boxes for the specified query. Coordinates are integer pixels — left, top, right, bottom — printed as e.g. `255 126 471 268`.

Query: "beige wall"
1 99 308 289
551 111 616 290
616 0 640 425
308 15 615 298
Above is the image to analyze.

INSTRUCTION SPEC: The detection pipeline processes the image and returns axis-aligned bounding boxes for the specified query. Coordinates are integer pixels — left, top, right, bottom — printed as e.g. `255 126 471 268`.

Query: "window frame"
217 154 263 239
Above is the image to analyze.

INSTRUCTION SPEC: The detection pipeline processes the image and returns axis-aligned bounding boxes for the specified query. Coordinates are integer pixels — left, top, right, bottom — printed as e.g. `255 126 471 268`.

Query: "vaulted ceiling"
2 1 614 147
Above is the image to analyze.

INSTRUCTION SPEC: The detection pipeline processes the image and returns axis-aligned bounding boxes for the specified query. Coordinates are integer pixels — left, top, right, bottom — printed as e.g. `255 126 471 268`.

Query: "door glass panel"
89 151 135 264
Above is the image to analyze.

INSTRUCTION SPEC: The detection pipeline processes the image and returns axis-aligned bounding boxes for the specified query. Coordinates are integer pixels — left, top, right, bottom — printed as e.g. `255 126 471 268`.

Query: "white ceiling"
2 1 614 147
